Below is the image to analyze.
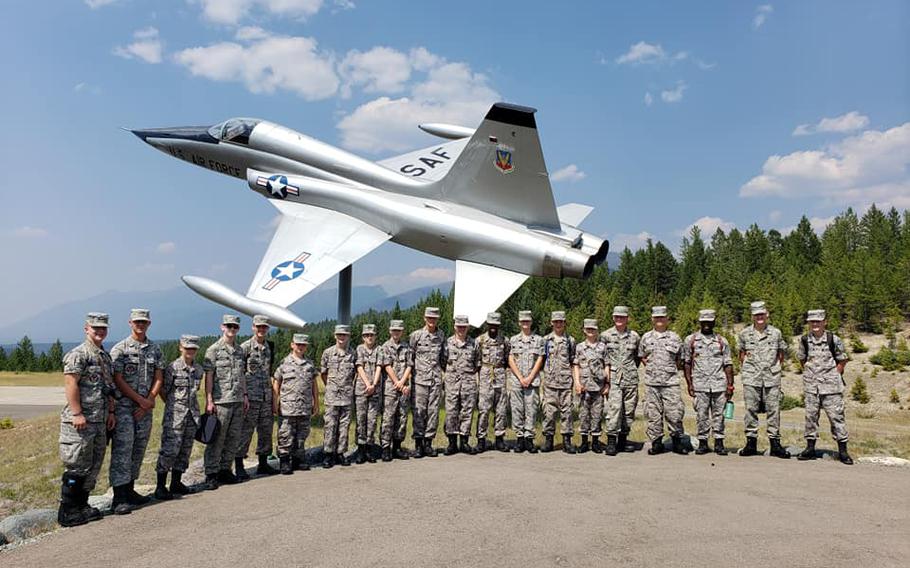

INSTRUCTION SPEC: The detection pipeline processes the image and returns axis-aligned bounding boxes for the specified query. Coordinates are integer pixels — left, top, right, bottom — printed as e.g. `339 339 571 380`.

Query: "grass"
0 371 65 387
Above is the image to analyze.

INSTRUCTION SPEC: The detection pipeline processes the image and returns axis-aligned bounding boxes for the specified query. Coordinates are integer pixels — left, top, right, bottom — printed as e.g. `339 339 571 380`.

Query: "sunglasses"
225 324 240 330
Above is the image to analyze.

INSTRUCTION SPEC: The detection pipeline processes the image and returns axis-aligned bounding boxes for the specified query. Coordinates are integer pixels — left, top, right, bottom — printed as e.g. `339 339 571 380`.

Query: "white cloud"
85 0 119 8
12 226 48 239
644 91 653 106
660 81 687 103
73 82 102 95
609 231 654 251
696 59 716 70
196 0 324 25
753 4 773 29
740 122 910 209
156 241 176 254
113 27 163 64
339 46 413 97
550 164 586 183
174 33 339 101
370 266 454 294
792 111 870 136
234 26 271 41
678 216 736 237
779 216 836 235
616 41 665 65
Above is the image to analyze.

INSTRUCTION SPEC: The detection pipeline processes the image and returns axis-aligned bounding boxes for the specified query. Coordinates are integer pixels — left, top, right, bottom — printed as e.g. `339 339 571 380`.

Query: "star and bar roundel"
256 174 300 199
262 252 310 291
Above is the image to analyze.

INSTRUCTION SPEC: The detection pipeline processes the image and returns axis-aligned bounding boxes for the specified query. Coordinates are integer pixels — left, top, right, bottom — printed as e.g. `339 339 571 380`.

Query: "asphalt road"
4 449 909 568
0 387 64 420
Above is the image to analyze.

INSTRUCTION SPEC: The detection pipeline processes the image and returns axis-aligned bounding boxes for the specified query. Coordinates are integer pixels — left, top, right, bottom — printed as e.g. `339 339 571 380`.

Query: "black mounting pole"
338 265 352 324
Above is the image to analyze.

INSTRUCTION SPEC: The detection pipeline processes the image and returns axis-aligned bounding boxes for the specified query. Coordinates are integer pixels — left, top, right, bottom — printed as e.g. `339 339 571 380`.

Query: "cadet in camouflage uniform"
737 301 790 458
321 324 357 468
573 319 608 454
409 307 447 458
110 308 164 513
155 335 203 500
272 334 318 474
683 309 734 456
354 324 383 464
443 315 481 455
639 306 688 455
57 313 116 527
203 314 249 489
797 309 852 465
238 315 277 480
380 320 412 462
601 306 641 455
541 311 577 453
509 310 544 453
475 312 510 453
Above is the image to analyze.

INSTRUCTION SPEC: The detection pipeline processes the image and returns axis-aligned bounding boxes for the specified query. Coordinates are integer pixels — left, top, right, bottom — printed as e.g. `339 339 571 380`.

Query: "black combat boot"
234 457 250 481
837 441 854 465
382 446 393 462
648 437 665 455
695 439 710 455
393 440 410 460
57 474 88 527
298 455 311 471
461 435 477 455
413 438 426 459
111 484 133 515
279 455 293 475
527 437 538 454
714 438 728 456
445 434 459 455
217 469 238 485
739 437 759 456
322 452 335 469
127 480 151 505
78 485 103 522
258 453 279 475
591 436 605 454
355 445 368 464
154 471 173 501
562 435 576 454
338 452 351 466
671 436 690 455
577 435 590 454
476 438 488 453
604 435 618 456
797 439 817 461
495 435 508 452
203 473 219 491
541 434 554 453
170 471 189 495
514 437 527 453
769 438 790 459
366 444 377 463
424 438 438 457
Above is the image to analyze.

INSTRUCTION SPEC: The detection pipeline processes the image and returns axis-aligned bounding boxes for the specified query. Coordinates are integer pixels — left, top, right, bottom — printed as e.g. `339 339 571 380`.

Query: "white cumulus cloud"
609 231 654 252
616 41 665 65
753 4 773 29
792 111 870 136
113 27 163 64
196 0 324 25
550 164 586 183
339 46 413 97
660 81 687 103
678 216 736 237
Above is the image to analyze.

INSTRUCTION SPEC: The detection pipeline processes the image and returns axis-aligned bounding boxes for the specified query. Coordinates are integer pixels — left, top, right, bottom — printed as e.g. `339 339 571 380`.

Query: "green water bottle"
723 400 735 420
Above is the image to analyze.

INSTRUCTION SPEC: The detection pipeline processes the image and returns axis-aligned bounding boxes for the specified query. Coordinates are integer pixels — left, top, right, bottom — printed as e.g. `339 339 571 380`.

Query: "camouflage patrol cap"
252 315 270 327
454 315 469 326
292 333 310 344
750 301 768 315
518 310 533 321
612 306 630 317
583 318 598 329
389 319 405 331
550 311 566 322
129 308 151 322
651 306 668 318
698 309 716 322
334 324 351 335
486 312 501 326
362 324 376 335
86 312 109 328
806 309 826 322
179 335 200 349
222 314 241 326
424 307 441 318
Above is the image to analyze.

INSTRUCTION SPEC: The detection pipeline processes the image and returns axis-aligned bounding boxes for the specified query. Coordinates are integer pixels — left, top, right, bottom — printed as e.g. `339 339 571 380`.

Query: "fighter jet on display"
131 103 608 328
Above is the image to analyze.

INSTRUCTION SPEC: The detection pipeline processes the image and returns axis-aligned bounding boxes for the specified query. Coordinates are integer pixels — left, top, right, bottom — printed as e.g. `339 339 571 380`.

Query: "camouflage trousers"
110 403 153 487
476 385 508 438
694 391 727 440
323 404 351 454
239 399 273 458
412 382 441 440
744 385 781 439
804 392 848 442
204 402 243 475
542 386 574 436
355 391 382 445
509 384 539 439
277 415 310 459
444 384 476 436
380 388 409 447
605 386 638 436
645 385 685 442
59 421 106 492
156 410 197 473
577 391 604 436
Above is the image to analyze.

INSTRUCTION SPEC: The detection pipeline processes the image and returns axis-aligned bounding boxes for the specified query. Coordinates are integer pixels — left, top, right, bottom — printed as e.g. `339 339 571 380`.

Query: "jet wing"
378 138 468 182
246 199 390 308
454 260 529 327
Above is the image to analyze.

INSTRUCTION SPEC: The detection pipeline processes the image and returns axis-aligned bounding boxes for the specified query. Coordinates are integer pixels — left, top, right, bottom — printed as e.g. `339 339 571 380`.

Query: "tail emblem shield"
494 144 514 174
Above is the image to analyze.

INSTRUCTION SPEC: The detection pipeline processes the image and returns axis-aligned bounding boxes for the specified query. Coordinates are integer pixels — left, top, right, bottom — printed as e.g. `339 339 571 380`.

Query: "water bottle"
723 400 735 420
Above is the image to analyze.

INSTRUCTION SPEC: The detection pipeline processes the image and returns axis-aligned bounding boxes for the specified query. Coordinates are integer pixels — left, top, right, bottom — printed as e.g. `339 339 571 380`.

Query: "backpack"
689 333 724 359
799 331 836 363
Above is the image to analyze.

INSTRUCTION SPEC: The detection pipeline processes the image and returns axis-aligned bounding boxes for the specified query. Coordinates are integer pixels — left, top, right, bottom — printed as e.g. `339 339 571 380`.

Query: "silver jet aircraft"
131 103 608 328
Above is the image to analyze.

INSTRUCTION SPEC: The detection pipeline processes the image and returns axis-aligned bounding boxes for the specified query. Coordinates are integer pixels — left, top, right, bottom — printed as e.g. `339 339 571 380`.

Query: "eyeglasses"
225 324 240 330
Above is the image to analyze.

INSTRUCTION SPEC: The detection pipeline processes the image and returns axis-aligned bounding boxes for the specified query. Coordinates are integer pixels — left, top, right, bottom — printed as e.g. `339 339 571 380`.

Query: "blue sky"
1 1 907 326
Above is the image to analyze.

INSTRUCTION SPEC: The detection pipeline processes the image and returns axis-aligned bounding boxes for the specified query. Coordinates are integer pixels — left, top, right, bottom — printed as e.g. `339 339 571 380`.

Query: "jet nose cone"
129 129 154 143
125 125 218 144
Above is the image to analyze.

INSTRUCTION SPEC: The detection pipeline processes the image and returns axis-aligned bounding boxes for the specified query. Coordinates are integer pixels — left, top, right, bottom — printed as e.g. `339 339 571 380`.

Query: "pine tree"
0 346 7 371
46 339 64 372
11 336 36 372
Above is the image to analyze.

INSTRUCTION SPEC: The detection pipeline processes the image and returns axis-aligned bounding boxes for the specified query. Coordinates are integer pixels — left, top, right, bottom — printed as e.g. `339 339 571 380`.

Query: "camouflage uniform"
509 332 544 440
380 337 412 448
203 338 247 475
321 344 357 454
157 357 203 474
798 332 849 442
110 335 164 487
476 331 510 439
574 340 607 436
274 353 317 459
738 324 787 439
239 338 273 458
355 343 383 447
639 330 685 441
542 332 576 437
444 334 481 436
683 331 733 440
60 339 114 492
409 327 447 441
601 327 641 436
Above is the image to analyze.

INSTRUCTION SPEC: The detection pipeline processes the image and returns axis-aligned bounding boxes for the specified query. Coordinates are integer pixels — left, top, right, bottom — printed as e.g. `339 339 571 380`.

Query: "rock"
88 492 112 512
0 509 56 545
858 456 910 467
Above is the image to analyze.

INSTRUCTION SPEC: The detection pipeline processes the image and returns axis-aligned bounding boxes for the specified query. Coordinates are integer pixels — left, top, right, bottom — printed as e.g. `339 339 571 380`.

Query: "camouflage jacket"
444 335 481 394
543 333 576 389
273 353 317 416
162 358 203 420
639 330 683 387
797 332 848 395
573 340 607 392
409 327 447 387
321 344 357 406
600 327 641 387
509 333 544 387
382 339 413 395
204 338 246 404
62 340 113 423
111 336 164 406
477 331 509 389
683 332 733 393
355 344 383 396
241 338 272 402
737 324 787 388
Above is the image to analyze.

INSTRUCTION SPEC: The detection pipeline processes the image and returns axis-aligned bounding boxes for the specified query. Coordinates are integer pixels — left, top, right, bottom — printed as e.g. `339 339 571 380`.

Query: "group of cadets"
55 301 854 527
